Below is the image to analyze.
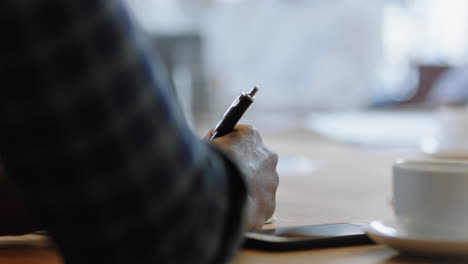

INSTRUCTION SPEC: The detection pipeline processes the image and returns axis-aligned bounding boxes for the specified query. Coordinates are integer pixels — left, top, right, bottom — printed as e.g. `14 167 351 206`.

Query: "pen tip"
249 86 259 97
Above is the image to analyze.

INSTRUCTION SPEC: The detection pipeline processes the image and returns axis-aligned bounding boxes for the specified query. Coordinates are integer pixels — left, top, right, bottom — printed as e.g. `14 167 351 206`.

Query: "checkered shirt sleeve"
0 1 247 263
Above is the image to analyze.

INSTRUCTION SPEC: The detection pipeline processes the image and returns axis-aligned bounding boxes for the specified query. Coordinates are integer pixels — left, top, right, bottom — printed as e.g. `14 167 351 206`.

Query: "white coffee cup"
393 159 468 239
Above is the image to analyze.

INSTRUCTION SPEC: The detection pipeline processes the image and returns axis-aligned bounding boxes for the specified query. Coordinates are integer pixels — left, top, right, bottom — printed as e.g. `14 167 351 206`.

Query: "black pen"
209 86 259 141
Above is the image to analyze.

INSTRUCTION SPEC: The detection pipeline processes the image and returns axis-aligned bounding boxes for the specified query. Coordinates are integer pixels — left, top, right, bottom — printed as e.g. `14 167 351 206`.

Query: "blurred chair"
410 65 451 105
425 64 468 106
372 64 452 108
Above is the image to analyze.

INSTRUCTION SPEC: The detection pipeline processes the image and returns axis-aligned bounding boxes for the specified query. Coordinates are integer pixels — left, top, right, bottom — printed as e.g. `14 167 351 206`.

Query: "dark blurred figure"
0 1 278 264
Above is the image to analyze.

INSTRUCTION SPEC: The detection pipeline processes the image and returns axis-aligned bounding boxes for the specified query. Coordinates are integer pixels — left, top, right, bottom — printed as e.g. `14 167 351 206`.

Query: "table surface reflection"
0 128 464 264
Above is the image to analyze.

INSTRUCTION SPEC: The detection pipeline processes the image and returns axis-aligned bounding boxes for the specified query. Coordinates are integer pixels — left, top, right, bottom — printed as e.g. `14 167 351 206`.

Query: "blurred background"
123 0 468 155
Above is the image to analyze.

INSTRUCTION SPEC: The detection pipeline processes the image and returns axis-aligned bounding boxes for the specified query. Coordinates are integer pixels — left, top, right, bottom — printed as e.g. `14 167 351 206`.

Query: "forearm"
0 164 36 236
0 1 247 263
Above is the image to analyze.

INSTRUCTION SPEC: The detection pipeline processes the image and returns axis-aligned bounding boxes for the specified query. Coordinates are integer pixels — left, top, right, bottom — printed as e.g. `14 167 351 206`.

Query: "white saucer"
264 216 277 224
365 220 468 257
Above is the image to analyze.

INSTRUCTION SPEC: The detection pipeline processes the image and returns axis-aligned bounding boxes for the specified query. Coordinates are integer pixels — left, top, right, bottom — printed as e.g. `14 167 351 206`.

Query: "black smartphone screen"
243 223 374 251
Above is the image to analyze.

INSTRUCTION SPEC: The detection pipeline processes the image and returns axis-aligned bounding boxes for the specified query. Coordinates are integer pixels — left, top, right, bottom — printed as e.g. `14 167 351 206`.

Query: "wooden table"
231 130 443 264
0 128 463 263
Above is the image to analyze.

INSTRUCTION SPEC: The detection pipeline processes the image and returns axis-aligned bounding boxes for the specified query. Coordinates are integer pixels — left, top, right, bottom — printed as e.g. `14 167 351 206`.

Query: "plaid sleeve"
0 1 247 263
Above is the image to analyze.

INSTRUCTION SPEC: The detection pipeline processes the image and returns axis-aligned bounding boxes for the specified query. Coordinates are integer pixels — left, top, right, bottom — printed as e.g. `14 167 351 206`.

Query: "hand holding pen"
207 86 279 230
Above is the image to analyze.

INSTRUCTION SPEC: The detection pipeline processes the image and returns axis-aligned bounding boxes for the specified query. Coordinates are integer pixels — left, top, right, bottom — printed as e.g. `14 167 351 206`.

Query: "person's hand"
207 125 279 230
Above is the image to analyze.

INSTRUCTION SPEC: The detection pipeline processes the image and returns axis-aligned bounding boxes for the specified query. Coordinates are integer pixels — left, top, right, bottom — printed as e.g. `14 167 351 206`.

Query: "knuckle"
264 148 278 165
274 171 280 188
234 124 255 136
251 126 261 137
242 125 258 135
271 152 279 165
235 124 248 130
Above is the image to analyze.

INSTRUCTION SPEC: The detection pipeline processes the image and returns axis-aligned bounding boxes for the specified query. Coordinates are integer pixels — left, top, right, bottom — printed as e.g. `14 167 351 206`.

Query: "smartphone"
243 223 374 251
